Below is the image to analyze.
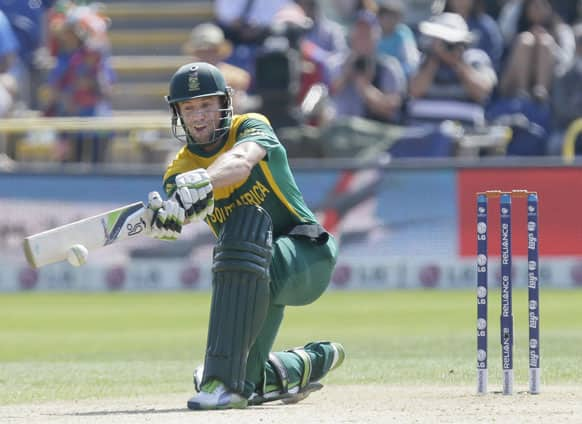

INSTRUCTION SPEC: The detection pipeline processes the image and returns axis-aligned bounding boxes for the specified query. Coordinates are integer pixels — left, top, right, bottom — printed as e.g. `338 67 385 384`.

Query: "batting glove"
174 168 214 222
147 191 185 240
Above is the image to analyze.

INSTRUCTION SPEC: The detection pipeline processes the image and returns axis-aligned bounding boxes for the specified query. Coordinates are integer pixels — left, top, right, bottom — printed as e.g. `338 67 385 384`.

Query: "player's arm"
170 142 266 221
206 141 267 189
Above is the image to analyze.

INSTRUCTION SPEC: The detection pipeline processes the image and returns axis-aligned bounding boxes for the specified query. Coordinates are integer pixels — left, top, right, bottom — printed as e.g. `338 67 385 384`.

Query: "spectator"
402 0 442 28
214 0 292 74
549 0 579 24
495 0 576 44
0 9 18 118
498 0 524 45
183 22 251 113
46 1 77 57
252 3 332 129
0 73 17 118
44 4 114 162
0 0 56 109
314 0 378 27
296 0 348 57
358 0 380 12
376 0 420 78
274 3 334 104
215 0 291 44
330 10 406 123
295 0 348 85
548 23 582 155
483 0 506 19
498 0 575 102
408 12 497 126
386 12 497 158
443 0 504 71
0 9 18 69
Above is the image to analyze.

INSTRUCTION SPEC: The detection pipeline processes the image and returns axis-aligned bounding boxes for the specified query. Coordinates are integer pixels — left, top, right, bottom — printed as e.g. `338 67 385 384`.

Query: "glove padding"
147 191 185 240
174 168 214 221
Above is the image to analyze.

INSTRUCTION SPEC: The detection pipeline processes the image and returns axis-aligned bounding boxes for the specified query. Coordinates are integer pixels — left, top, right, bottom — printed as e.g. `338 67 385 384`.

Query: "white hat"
183 23 232 58
419 12 474 44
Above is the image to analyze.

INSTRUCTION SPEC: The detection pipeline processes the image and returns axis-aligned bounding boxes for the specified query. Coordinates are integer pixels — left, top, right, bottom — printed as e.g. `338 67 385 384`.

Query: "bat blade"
23 202 150 268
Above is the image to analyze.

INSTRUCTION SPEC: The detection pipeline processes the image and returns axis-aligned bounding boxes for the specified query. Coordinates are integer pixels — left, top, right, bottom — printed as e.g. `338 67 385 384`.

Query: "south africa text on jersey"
208 181 271 224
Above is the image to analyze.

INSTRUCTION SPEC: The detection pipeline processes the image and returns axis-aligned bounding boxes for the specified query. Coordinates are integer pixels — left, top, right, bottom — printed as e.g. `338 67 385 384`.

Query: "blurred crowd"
209 0 582 157
0 0 113 162
0 0 581 162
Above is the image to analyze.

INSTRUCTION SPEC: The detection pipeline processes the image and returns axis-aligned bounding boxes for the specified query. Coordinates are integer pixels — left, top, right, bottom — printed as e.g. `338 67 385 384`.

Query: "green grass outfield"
1 290 581 405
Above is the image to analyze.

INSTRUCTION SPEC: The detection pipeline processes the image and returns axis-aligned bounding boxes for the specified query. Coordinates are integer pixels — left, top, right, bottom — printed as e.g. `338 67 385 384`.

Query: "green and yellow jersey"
163 113 318 238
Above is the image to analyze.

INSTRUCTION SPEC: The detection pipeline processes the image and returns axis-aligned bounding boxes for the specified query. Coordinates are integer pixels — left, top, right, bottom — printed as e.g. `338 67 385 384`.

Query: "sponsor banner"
3 257 582 292
308 168 458 257
1 169 459 266
2 259 211 292
458 168 582 257
330 256 580 290
3 168 582 293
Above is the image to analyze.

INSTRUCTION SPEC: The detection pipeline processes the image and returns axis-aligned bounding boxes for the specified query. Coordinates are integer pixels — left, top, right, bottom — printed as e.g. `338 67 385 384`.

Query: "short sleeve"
235 116 281 153
378 55 407 95
464 48 498 86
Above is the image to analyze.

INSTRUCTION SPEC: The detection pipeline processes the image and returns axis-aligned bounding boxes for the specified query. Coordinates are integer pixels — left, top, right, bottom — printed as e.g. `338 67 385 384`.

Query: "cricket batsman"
146 62 344 410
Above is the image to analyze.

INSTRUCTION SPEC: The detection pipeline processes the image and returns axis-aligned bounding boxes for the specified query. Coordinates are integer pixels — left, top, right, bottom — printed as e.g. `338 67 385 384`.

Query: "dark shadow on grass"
55 404 281 417
58 408 186 416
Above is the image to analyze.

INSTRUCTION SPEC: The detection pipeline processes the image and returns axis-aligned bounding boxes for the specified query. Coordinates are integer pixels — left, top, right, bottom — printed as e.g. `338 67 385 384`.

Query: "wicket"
476 190 540 395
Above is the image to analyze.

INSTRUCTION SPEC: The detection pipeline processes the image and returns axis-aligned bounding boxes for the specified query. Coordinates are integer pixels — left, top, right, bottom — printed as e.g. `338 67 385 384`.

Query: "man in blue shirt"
330 11 406 123
0 9 18 118
0 0 56 107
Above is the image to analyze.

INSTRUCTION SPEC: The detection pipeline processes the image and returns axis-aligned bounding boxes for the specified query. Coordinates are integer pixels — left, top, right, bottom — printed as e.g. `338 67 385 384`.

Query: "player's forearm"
206 150 254 188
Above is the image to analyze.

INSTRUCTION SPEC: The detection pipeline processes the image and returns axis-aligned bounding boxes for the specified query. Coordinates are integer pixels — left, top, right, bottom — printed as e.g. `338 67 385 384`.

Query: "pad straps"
289 348 312 390
267 353 289 394
267 348 312 394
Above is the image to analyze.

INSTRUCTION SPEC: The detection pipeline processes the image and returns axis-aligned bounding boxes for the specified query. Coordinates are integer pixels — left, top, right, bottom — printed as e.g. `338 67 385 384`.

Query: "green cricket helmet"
166 62 233 145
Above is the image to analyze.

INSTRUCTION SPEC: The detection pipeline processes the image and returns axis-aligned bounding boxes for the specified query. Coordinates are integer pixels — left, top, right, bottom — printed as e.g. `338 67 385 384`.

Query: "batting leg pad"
203 205 273 393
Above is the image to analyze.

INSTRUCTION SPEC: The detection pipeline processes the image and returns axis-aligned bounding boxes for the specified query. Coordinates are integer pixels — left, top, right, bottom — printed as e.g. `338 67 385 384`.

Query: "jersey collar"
186 129 230 157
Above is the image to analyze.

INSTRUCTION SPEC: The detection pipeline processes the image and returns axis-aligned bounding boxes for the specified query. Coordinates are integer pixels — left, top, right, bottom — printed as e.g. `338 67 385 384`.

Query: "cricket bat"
23 202 150 268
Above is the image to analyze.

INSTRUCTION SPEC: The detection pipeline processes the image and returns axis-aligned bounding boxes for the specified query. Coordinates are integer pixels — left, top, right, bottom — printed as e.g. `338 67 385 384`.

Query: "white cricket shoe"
187 379 248 410
191 342 345 407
